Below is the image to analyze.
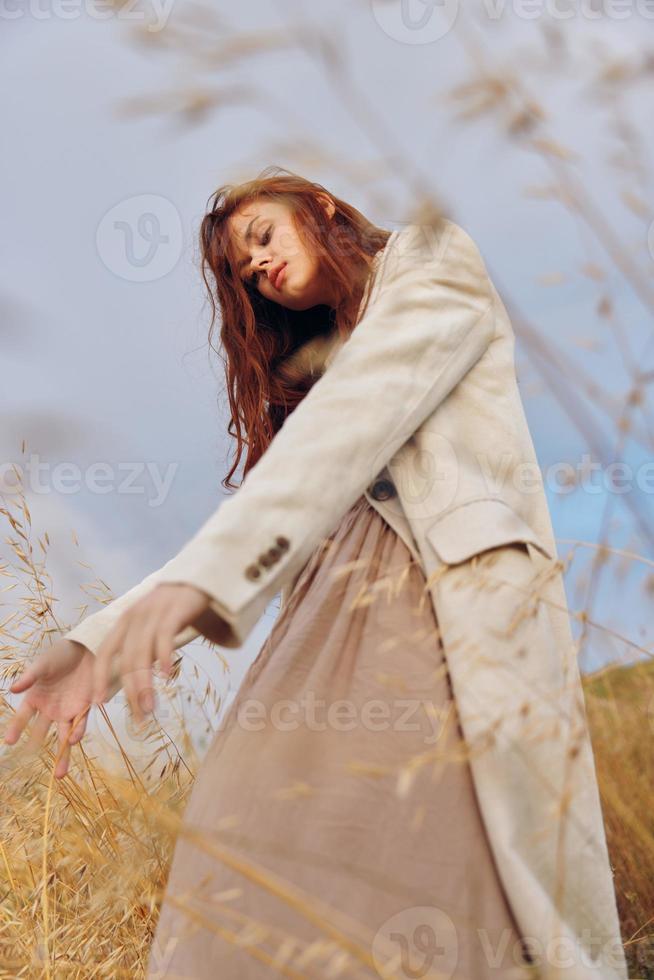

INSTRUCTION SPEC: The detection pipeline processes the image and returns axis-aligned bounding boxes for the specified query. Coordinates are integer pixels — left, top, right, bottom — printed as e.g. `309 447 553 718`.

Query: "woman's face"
227 198 339 311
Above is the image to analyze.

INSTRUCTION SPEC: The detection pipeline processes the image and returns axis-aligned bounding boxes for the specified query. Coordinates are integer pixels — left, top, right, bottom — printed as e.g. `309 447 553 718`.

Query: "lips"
270 262 287 290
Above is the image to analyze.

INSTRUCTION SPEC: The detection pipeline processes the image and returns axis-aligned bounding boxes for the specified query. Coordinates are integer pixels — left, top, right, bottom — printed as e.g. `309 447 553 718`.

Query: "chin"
280 297 313 312
277 282 316 312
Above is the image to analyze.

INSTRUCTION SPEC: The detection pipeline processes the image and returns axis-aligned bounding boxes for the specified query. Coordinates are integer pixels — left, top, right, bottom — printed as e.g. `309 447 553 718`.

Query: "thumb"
9 664 41 694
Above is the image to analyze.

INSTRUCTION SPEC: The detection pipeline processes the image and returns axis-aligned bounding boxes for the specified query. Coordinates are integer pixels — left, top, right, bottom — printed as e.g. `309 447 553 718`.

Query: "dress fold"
147 495 533 980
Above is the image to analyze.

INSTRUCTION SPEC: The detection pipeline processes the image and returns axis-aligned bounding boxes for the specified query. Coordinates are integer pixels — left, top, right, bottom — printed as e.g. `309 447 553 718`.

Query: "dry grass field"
1 479 652 978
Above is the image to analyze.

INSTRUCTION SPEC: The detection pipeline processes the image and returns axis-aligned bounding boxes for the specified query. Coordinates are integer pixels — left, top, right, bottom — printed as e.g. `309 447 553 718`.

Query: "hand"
91 582 212 726
3 639 95 779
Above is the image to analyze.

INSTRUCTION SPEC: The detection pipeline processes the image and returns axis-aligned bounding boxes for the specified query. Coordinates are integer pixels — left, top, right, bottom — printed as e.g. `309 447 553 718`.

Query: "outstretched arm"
64 218 496 669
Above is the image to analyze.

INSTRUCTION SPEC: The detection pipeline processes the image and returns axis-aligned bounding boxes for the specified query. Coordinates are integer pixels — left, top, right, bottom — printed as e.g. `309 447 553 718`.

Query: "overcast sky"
2 3 653 761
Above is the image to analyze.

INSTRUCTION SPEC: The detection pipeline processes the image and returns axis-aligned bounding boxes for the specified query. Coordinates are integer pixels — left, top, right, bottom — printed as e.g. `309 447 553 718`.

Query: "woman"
4 168 627 979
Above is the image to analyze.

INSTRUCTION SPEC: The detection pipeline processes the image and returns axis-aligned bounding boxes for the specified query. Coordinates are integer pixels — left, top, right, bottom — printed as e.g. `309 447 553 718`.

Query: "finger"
68 707 89 745
123 668 153 727
23 712 52 756
155 627 175 682
133 628 165 720
121 624 156 725
54 708 90 779
54 721 73 780
9 662 42 694
3 699 37 745
93 619 128 703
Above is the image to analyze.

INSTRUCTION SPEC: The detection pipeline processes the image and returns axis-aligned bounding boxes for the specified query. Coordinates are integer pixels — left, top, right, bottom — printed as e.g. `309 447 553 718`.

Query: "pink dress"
146 494 534 979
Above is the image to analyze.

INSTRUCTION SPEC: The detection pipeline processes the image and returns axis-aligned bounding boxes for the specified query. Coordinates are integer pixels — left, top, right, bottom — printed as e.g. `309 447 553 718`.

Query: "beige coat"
65 219 627 979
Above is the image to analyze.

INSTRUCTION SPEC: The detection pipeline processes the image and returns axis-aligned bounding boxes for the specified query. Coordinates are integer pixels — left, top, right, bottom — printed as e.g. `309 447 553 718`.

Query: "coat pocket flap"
426 497 554 564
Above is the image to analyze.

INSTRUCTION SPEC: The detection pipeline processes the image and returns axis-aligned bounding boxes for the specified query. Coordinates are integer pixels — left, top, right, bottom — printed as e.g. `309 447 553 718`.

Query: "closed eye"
245 227 272 285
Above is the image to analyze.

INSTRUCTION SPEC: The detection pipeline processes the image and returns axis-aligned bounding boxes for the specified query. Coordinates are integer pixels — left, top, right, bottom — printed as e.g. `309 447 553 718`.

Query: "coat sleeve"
63 218 496 674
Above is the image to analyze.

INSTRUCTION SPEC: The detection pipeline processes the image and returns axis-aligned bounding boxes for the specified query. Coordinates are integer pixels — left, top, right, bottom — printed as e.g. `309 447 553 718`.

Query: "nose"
253 249 271 274
252 256 273 285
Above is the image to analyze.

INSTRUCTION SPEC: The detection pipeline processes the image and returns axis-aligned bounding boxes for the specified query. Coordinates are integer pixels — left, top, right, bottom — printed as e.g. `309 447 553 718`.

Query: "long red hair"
199 166 392 491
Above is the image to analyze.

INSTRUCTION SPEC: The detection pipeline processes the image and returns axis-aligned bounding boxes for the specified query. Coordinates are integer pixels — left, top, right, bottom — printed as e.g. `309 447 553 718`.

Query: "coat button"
244 564 262 581
370 477 396 501
275 535 290 551
259 544 285 569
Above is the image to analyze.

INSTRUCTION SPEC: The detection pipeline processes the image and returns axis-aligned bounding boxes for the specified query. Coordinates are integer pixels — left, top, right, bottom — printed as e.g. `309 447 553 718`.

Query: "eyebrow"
236 216 261 274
